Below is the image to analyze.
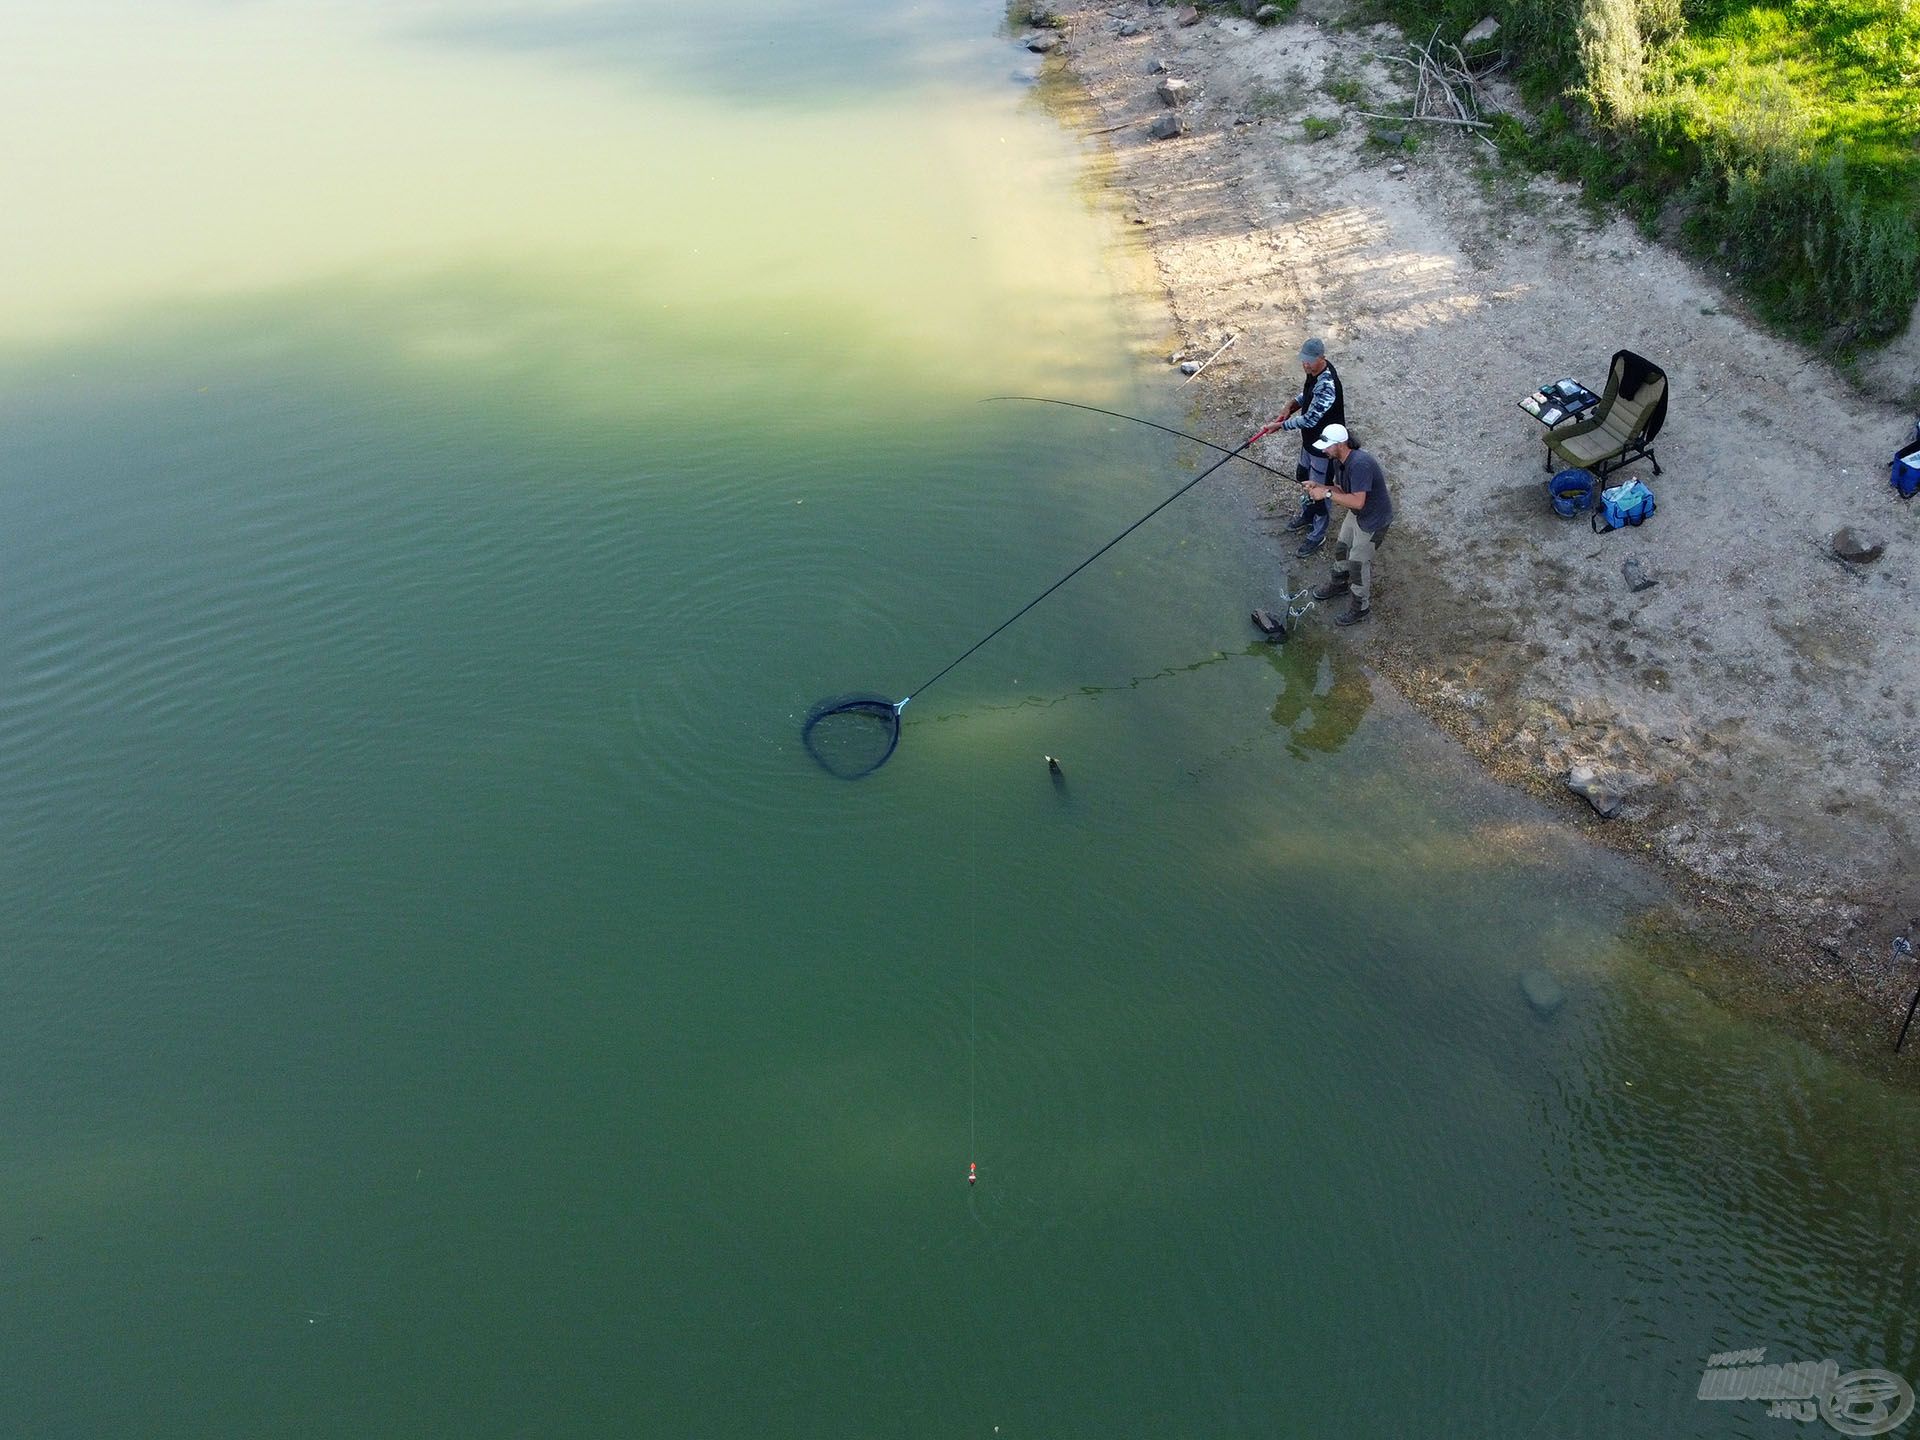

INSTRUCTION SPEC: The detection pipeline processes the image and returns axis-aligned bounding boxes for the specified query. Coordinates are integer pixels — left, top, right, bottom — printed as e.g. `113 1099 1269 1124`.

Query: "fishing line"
966 759 983 1217
803 403 1279 779
1517 1303 1628 1438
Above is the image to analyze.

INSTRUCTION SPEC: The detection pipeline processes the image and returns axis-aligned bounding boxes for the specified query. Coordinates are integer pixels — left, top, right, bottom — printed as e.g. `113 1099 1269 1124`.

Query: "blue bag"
1893 421 1920 499
1592 478 1655 533
1548 468 1596 517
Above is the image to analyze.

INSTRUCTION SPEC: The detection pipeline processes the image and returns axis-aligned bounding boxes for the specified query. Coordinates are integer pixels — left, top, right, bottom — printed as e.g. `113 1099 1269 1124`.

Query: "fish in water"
1046 755 1067 796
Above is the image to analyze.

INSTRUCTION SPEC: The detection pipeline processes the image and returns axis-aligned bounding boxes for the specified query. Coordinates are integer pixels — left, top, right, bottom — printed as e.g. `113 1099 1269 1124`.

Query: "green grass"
1303 115 1345 140
1247 85 1291 117
1654 1 1920 195
1324 67 1368 104
1209 0 1302 18
1353 0 1920 344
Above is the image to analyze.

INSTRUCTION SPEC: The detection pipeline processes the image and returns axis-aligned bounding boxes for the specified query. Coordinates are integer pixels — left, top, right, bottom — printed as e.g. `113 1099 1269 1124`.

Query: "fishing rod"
983 395 1296 480
1894 929 1918 1052
896 429 1262 710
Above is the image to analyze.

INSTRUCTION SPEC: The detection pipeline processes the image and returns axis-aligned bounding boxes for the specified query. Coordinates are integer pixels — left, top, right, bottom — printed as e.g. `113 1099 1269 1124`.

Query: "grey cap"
1298 337 1326 361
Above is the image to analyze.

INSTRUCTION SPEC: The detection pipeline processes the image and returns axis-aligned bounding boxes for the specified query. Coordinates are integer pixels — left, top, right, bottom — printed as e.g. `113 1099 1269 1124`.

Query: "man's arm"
1250 391 1306 443
1310 483 1364 511
1280 372 1334 432
1312 452 1377 508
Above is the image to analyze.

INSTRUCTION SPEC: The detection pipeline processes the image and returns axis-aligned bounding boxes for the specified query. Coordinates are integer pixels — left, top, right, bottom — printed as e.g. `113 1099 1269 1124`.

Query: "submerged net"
802 694 902 780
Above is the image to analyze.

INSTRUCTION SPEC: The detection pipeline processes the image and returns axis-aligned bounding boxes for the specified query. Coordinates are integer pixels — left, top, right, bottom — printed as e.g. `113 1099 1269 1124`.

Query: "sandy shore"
1038 0 1919 1068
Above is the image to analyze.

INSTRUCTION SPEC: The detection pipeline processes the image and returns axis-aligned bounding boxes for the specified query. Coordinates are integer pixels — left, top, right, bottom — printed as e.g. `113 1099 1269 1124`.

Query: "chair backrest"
1597 386 1658 445
1606 349 1668 444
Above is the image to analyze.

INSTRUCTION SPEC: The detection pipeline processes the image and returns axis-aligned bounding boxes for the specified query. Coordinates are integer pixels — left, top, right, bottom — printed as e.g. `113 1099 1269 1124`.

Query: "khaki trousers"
1331 514 1387 608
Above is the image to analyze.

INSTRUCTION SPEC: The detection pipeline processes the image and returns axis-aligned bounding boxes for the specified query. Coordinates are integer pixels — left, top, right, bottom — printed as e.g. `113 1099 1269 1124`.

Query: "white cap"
1311 423 1350 452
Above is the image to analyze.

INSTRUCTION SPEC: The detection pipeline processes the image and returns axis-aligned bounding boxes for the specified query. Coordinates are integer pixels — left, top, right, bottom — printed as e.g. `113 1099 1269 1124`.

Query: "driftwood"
1179 332 1238 386
1374 26 1503 147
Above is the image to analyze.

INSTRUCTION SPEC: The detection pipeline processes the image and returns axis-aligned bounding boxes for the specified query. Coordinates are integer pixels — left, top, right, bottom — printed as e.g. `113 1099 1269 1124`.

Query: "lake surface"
3 3 1919 1436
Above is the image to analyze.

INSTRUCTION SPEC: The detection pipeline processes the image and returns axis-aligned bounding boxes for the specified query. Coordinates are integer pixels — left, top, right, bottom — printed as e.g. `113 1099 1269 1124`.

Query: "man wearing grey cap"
1249 337 1346 558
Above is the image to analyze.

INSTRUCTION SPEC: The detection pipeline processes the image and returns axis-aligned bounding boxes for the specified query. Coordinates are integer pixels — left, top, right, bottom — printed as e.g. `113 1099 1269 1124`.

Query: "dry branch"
1365 28 1504 148
1357 111 1492 130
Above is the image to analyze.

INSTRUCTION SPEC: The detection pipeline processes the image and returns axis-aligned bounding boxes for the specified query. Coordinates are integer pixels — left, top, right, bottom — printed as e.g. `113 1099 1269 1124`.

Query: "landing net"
802 693 903 781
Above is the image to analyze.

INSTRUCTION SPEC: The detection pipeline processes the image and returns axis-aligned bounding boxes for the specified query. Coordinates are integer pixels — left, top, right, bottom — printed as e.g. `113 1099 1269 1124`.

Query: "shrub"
1576 0 1645 123
1637 0 1684 45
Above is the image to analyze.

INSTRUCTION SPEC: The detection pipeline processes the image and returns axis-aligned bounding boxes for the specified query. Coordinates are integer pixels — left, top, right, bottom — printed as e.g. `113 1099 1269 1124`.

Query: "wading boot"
1333 599 1371 627
1295 510 1329 558
1311 575 1351 602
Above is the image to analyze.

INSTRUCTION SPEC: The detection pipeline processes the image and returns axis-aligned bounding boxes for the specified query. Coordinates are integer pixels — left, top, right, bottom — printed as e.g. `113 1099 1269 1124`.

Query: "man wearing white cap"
1303 424 1392 626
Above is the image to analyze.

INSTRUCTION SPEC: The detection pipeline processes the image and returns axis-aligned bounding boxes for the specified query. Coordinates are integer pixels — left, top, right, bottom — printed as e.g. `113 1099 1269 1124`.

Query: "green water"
3 4 1919 1436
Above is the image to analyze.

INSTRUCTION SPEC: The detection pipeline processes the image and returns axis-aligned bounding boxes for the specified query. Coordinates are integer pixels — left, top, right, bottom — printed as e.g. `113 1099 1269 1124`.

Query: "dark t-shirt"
1335 448 1393 532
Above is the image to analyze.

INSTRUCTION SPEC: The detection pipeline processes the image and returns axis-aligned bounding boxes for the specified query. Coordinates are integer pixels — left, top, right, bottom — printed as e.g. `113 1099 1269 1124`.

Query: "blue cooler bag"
1592 478 1655 532
1893 422 1920 499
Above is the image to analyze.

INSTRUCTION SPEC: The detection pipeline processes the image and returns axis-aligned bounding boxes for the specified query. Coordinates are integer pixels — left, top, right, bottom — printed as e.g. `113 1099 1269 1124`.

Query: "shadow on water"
1261 623 1373 760
0 267 718 390
0 265 1132 423
1171 629 1373 783
401 0 1007 109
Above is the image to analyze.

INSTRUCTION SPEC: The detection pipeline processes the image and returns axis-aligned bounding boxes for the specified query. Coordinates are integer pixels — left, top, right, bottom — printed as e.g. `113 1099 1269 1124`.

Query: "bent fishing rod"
982 395 1301 480
890 399 1299 714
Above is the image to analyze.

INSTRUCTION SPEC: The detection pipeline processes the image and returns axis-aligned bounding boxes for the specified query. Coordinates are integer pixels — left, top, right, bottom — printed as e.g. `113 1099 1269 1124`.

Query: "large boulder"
1566 764 1646 819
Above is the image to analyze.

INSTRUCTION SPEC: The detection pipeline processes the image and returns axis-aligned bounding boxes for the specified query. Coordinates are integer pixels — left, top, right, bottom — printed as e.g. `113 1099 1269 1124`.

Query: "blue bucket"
1549 468 1596 517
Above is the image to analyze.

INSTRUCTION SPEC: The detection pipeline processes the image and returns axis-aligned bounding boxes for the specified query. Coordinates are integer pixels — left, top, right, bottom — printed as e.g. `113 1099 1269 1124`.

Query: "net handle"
898 431 1260 707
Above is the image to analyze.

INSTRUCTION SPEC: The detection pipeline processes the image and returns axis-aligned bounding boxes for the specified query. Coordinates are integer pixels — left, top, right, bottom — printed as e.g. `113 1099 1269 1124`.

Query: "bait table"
1517 378 1601 430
